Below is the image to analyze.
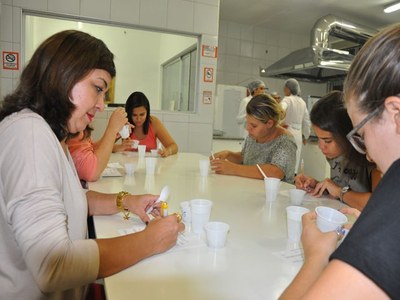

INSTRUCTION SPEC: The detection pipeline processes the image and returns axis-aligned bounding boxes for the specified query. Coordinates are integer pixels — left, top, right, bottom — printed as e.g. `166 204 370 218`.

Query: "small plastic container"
161 201 168 217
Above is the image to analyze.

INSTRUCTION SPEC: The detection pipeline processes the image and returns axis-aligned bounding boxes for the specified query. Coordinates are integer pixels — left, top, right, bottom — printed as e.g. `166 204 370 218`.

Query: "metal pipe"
311 14 377 48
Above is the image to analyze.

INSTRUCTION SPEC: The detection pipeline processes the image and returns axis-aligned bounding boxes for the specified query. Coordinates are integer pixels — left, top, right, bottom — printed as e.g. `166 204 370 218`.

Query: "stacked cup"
199 159 210 177
138 145 146 157
124 163 136 176
286 206 310 242
190 199 213 234
264 177 281 202
145 157 157 175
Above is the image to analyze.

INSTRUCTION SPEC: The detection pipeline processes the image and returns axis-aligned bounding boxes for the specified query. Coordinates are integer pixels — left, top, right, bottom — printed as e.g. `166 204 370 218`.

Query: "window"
24 13 199 112
161 45 197 111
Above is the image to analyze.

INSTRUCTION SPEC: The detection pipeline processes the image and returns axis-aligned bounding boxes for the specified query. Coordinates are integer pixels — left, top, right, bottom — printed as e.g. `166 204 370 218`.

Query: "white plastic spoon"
256 164 268 179
146 185 170 214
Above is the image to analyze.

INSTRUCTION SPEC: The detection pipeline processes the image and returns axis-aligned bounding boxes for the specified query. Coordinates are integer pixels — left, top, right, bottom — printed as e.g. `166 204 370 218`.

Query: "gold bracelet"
116 191 131 220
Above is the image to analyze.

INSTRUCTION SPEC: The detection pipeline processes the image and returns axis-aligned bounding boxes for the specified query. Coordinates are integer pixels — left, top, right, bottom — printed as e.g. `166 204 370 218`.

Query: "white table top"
90 152 344 300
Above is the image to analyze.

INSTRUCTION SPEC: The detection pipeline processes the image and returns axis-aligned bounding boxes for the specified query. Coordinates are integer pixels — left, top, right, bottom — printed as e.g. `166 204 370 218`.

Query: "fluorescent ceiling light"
384 2 400 13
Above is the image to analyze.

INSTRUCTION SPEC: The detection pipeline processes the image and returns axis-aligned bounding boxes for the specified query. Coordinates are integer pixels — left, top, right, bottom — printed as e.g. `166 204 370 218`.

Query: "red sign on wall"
2 51 19 70
203 67 214 82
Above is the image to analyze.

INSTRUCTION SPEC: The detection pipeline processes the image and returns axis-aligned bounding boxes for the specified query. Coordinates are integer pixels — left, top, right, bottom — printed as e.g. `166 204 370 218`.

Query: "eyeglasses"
346 105 381 154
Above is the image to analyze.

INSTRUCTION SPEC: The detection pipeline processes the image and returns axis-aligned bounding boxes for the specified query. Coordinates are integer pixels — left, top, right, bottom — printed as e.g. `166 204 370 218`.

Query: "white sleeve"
236 98 248 124
280 99 288 112
1 115 98 293
302 107 311 139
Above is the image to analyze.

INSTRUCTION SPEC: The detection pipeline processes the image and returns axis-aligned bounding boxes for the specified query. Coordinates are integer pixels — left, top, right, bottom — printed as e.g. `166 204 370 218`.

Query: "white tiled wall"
0 0 219 154
216 19 327 97
110 0 140 24
167 0 194 32
80 0 111 20
140 0 168 28
48 0 80 15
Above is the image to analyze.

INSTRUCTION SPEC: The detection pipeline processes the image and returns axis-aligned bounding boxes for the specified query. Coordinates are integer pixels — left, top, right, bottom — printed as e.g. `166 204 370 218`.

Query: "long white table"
90 152 344 300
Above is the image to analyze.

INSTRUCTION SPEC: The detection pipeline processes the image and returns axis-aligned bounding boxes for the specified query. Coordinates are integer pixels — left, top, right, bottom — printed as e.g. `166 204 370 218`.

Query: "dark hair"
0 30 115 141
125 91 151 134
246 93 284 125
311 90 368 164
344 24 400 115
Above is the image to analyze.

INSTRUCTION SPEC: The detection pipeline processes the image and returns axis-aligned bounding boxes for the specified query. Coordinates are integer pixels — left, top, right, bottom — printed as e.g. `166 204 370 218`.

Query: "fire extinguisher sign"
2 51 19 70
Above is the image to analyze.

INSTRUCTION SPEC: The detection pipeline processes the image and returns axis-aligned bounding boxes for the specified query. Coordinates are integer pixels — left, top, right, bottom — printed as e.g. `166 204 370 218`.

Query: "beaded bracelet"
116 191 131 220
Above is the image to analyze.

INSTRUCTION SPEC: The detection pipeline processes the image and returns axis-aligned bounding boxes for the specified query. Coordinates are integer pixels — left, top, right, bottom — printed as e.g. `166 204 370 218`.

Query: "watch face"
342 186 350 193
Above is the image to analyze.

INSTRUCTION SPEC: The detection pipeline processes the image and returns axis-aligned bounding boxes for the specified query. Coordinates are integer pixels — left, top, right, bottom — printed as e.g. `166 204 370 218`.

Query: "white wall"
0 0 219 155
24 15 198 108
216 19 327 98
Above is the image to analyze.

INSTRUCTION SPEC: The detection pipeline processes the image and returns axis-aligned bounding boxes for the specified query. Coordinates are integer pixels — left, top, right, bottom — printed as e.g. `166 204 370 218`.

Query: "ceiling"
219 0 400 35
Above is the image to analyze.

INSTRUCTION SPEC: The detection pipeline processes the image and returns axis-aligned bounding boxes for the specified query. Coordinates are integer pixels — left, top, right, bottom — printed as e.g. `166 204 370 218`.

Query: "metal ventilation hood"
262 15 378 82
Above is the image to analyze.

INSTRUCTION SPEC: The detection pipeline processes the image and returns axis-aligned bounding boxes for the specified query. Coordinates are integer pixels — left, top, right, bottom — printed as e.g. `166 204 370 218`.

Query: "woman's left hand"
301 211 340 263
210 159 236 175
158 147 170 157
311 178 341 199
125 194 160 223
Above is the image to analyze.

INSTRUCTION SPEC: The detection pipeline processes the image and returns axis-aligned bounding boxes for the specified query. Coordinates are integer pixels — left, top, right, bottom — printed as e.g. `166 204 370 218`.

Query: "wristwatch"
339 186 351 203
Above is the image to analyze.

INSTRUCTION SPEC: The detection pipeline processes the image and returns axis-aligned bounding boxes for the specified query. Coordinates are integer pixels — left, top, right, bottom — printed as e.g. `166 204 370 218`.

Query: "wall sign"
203 67 214 83
203 91 212 104
202 45 218 58
2 51 19 70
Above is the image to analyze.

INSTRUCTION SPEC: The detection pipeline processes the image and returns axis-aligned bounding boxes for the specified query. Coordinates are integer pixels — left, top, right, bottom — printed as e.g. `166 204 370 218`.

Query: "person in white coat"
236 80 266 139
281 78 311 174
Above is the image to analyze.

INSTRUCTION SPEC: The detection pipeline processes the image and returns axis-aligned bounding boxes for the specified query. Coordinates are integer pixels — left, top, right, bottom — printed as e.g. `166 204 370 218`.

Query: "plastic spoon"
146 185 170 214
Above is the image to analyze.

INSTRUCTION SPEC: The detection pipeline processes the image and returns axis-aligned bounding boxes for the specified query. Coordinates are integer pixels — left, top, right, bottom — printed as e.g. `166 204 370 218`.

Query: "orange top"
129 123 157 152
66 132 98 181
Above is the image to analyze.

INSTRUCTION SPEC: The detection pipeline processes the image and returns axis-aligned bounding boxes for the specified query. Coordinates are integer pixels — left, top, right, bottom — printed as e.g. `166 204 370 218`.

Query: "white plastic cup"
145 157 157 175
289 188 306 205
286 206 310 242
150 149 158 157
124 163 136 176
264 177 281 202
180 201 191 225
138 145 146 157
119 124 130 139
205 221 230 249
199 159 210 177
190 199 213 234
132 139 139 149
315 206 348 233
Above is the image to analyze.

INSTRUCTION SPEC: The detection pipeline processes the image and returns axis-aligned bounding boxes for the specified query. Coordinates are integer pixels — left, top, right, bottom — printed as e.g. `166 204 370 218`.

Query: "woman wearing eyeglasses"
294 90 381 211
281 24 400 299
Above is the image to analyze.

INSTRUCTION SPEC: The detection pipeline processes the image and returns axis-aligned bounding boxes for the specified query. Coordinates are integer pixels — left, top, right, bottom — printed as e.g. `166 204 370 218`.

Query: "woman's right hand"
294 174 316 192
144 215 185 255
108 107 129 134
112 138 134 153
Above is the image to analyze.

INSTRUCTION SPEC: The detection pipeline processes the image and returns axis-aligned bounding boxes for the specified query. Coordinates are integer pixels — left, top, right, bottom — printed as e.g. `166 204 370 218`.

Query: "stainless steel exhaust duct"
262 15 378 82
